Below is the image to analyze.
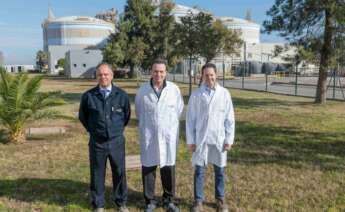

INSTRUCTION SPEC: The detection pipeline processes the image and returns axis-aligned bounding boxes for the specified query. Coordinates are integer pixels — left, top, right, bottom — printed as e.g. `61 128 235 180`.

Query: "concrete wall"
48 45 86 74
65 49 103 78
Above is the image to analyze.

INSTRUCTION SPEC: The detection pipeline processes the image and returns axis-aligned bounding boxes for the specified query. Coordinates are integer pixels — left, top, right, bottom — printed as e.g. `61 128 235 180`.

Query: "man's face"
203 67 217 88
151 63 167 85
97 65 113 87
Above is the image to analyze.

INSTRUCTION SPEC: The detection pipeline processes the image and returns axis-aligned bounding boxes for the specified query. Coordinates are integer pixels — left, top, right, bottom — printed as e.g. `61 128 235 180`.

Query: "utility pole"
242 42 246 89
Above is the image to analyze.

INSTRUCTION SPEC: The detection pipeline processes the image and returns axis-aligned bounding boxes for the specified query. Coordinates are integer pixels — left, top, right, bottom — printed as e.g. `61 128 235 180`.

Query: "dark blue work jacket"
79 84 131 142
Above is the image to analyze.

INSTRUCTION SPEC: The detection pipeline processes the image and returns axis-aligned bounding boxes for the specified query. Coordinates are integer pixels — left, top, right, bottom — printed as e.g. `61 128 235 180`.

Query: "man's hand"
188 144 196 153
223 144 232 151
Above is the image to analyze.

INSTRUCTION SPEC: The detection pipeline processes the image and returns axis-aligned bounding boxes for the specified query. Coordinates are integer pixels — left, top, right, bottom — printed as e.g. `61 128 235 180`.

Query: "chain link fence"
161 62 345 101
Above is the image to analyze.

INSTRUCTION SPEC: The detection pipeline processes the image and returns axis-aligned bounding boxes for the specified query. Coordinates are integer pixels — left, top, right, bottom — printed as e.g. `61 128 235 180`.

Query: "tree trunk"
128 65 135 78
315 10 333 104
9 129 26 143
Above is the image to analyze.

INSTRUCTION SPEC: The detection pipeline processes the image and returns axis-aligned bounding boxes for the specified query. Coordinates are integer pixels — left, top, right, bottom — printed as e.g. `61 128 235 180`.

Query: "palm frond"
0 70 67 143
23 75 43 102
31 110 72 120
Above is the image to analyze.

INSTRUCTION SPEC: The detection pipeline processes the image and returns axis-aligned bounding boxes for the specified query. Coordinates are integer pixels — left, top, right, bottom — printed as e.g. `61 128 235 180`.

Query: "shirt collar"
150 78 167 90
99 84 112 92
202 83 218 91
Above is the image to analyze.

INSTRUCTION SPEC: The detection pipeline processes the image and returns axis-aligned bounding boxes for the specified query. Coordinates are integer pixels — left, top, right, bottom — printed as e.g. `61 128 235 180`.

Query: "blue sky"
0 0 284 65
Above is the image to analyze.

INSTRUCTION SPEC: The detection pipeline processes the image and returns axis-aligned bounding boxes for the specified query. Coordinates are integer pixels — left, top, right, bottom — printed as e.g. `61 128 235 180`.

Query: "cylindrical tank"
218 17 260 44
42 16 115 50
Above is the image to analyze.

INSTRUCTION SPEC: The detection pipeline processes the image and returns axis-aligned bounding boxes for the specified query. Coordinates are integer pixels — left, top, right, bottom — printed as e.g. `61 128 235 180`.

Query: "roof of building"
217 16 260 28
45 16 114 26
172 4 203 15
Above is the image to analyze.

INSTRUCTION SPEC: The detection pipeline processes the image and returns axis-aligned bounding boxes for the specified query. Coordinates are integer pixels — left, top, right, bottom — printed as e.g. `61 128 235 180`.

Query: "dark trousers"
89 137 127 208
142 165 175 205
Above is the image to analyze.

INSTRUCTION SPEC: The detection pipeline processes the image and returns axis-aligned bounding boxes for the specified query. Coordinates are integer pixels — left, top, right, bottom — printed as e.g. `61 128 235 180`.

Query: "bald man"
79 63 131 212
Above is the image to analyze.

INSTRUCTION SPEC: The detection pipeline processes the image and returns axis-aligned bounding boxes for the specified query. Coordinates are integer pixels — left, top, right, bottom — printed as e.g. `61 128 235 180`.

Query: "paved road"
160 74 345 101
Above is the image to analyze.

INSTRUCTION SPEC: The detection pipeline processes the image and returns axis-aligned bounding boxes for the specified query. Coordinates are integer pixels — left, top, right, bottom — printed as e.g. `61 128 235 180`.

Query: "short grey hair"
96 62 113 76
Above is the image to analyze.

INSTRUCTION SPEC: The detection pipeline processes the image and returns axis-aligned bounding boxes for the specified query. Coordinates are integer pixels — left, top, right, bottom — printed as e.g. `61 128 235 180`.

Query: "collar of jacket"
94 83 119 98
150 78 167 90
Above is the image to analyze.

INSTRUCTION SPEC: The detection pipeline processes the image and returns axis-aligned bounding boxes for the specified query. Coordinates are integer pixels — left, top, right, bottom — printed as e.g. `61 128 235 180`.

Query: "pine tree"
264 0 345 103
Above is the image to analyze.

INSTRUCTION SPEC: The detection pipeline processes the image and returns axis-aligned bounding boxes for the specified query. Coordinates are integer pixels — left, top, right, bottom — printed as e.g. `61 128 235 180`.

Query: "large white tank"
218 16 260 44
42 16 115 51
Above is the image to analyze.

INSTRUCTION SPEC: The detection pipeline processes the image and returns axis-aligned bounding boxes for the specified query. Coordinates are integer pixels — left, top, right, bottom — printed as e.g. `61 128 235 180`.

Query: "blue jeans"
194 165 225 202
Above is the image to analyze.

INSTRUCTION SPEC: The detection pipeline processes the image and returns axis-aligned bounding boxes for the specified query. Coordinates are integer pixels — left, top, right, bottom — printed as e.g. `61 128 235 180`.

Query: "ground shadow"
0 129 8 144
61 92 83 103
230 121 345 171
0 178 143 209
232 97 312 109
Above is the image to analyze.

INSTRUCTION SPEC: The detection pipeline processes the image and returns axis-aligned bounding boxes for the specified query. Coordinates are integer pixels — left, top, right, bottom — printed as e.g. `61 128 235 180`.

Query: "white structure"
218 16 260 44
154 1 260 44
4 65 35 73
65 50 103 78
170 4 203 22
42 8 115 75
151 0 307 75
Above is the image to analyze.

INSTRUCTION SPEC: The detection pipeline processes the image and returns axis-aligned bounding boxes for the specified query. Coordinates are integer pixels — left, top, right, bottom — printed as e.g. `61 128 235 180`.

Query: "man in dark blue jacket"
79 63 131 212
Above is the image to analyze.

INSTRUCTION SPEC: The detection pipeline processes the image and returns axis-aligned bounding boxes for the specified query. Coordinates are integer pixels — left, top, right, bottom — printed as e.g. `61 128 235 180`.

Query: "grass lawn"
1 76 345 211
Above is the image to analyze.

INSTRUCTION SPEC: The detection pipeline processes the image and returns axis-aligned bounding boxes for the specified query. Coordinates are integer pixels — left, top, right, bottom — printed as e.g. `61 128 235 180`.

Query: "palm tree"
0 68 66 143
36 50 48 71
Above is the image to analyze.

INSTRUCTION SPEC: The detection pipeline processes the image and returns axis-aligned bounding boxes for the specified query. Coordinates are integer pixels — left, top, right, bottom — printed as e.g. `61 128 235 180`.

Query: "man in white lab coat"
186 63 235 212
135 59 184 212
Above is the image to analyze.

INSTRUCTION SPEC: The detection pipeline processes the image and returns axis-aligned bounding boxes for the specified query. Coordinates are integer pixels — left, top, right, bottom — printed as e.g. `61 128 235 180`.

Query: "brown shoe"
216 200 229 212
93 208 104 212
191 201 203 212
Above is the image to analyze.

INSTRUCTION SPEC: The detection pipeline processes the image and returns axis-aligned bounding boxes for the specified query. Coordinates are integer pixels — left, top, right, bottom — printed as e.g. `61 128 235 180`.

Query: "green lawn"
0 77 345 211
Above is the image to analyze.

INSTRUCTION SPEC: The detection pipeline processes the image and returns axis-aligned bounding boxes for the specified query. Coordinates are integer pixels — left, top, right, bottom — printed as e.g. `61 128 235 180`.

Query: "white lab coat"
186 83 235 167
135 81 184 167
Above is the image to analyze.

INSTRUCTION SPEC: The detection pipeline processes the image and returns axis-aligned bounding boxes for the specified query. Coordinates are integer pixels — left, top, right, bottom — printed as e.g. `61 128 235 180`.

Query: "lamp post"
242 42 246 89
222 50 225 86
262 52 271 92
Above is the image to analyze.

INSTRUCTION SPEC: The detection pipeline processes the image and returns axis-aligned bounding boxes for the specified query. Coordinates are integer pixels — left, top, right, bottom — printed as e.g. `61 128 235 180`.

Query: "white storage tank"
218 16 260 44
42 16 115 51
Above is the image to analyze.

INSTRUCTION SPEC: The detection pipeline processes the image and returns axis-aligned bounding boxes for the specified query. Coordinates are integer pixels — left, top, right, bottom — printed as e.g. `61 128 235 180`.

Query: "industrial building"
42 8 115 75
41 1 308 78
3 65 35 73
152 0 305 76
64 49 103 78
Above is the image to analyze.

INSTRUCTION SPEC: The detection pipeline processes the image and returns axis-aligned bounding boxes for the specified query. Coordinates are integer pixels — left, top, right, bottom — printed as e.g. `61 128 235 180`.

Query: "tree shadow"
0 178 143 209
61 92 83 103
232 97 312 109
0 129 8 144
230 121 345 171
